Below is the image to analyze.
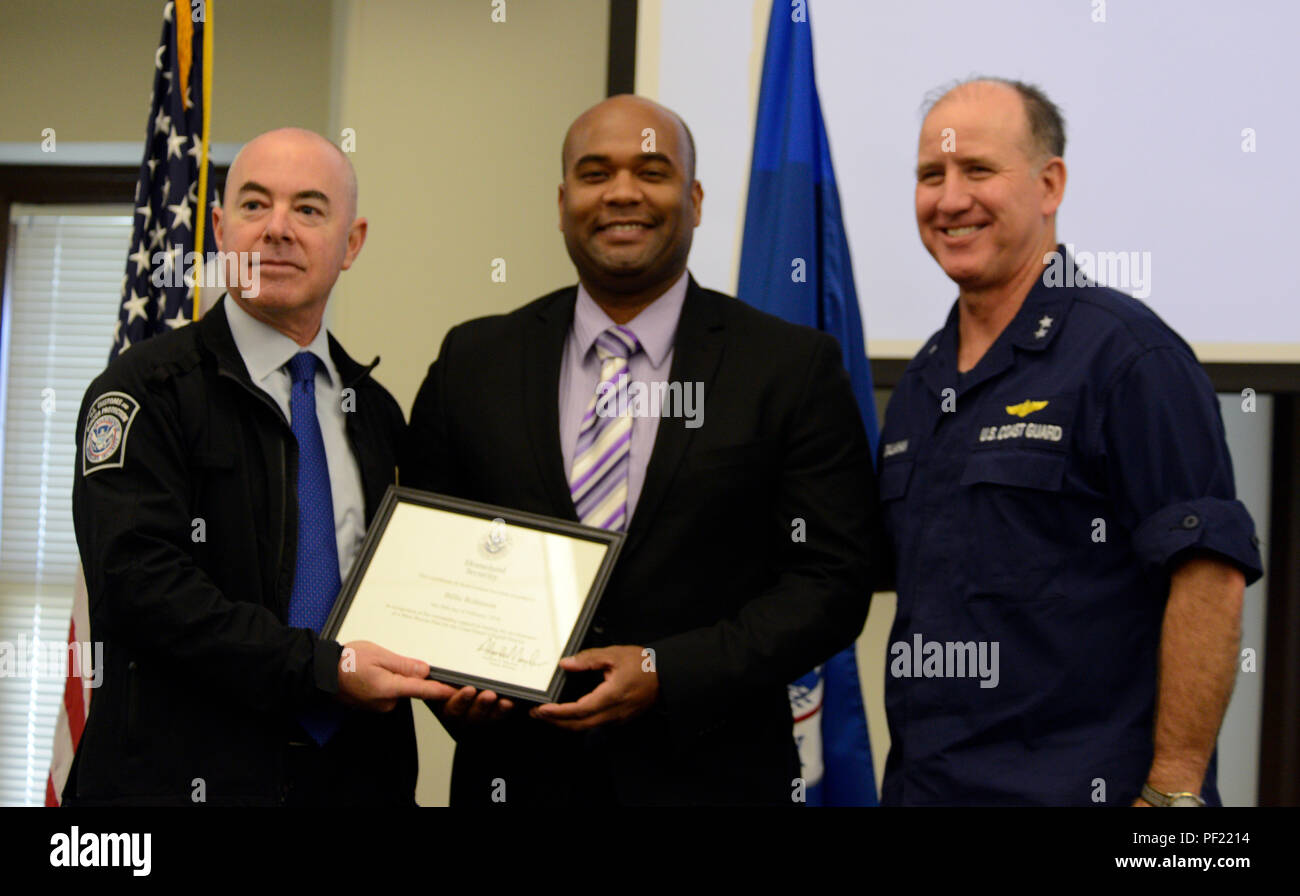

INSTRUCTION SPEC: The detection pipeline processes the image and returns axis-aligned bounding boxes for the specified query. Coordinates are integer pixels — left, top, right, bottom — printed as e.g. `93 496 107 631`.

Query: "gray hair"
922 76 1066 161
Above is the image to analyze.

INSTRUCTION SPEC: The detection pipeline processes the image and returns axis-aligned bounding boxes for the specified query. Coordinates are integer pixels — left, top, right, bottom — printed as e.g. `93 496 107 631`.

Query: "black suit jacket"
404 277 878 805
67 300 416 805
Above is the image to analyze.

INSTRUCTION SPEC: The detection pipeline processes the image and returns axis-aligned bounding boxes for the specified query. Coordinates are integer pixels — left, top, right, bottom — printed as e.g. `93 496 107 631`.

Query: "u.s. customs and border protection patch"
82 391 141 476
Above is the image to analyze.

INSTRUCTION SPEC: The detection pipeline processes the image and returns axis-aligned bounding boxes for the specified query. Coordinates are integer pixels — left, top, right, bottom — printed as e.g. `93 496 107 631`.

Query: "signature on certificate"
475 636 549 667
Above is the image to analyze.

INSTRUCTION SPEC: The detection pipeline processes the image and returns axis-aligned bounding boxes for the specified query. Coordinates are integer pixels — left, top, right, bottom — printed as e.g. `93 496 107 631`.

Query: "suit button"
591 624 606 636
1181 514 1200 530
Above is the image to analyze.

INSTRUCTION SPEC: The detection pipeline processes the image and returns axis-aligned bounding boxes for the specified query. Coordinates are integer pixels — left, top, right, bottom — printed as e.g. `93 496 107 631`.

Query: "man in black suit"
68 129 452 805
405 96 878 805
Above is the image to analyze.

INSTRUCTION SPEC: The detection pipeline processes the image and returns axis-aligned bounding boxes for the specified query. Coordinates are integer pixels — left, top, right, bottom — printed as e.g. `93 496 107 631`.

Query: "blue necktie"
286 352 343 744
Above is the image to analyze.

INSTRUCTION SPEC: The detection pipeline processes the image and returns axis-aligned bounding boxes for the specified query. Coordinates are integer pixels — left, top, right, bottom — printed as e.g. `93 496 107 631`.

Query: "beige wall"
326 0 610 806
327 0 609 413
0 0 332 142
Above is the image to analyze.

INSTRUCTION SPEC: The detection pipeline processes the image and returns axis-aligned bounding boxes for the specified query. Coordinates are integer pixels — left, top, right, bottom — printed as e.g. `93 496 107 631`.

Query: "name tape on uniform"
978 421 1064 443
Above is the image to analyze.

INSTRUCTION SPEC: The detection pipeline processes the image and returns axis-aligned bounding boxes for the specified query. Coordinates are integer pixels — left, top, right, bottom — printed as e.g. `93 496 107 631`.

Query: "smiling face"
558 96 702 303
915 83 1064 294
212 128 365 340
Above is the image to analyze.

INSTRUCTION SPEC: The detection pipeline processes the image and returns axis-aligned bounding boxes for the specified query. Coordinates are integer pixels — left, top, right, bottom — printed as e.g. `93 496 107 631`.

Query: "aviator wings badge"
1005 399 1049 418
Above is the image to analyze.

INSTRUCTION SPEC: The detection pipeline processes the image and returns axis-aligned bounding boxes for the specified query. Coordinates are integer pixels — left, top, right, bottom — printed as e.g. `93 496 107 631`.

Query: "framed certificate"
321 486 624 704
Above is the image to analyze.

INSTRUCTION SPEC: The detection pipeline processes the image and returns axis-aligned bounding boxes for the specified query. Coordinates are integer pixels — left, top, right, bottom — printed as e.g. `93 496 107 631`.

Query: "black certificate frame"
321 485 625 704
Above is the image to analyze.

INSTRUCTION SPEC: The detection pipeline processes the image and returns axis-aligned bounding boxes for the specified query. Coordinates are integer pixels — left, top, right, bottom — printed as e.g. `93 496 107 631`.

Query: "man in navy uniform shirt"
877 78 1262 806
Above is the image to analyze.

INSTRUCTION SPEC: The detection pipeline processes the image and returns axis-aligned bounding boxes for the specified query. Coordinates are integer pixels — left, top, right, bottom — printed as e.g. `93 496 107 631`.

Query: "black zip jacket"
65 298 415 805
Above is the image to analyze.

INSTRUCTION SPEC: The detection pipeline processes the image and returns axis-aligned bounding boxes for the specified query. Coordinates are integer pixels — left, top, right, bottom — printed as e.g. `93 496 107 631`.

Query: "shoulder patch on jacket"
82 391 141 476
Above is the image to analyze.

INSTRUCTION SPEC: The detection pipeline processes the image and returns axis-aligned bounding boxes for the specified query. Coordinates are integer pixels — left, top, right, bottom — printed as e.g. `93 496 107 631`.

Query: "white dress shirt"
223 297 367 580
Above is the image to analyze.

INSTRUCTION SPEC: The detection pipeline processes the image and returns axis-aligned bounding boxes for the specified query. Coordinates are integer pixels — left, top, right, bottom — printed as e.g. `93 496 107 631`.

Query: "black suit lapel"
524 288 580 521
622 276 725 558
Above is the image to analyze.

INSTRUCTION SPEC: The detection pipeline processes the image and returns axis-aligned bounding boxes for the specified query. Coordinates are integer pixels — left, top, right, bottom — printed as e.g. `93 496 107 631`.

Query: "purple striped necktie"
570 325 641 531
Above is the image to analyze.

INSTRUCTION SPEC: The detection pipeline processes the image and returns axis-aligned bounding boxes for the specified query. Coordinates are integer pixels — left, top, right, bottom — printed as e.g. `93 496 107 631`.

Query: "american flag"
111 0 218 359
46 0 215 806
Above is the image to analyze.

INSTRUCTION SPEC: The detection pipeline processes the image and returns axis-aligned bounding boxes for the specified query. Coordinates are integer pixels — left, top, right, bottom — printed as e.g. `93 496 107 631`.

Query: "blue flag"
737 0 879 807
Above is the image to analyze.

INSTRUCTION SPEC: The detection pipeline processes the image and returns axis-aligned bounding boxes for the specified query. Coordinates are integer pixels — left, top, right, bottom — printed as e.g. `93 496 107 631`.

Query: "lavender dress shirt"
558 271 689 524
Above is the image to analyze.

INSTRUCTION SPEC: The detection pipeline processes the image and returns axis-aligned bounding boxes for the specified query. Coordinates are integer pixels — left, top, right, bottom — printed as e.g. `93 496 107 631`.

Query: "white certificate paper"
332 497 613 696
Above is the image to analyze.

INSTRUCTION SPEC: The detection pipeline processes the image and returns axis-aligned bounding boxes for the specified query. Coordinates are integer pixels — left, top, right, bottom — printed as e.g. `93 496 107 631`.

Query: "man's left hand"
530 645 658 731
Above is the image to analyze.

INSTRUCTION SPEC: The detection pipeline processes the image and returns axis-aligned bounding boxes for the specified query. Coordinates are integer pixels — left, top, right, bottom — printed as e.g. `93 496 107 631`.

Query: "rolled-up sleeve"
1132 498 1261 582
1101 345 1263 584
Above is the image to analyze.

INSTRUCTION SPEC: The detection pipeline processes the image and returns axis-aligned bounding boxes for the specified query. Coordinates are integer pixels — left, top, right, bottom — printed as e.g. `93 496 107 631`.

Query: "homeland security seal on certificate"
82 391 141 476
479 517 512 558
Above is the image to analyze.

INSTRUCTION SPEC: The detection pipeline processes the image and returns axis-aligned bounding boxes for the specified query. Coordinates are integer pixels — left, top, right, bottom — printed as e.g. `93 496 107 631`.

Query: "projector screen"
636 0 1298 362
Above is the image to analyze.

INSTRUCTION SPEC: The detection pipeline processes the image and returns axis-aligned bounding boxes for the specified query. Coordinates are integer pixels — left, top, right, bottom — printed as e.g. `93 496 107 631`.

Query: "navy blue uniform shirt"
877 247 1262 806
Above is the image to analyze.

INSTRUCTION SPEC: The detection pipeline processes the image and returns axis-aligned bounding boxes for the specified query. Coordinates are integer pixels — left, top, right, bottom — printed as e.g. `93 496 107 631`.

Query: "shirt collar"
223 293 338 387
917 243 1076 371
1005 244 1074 352
572 270 689 369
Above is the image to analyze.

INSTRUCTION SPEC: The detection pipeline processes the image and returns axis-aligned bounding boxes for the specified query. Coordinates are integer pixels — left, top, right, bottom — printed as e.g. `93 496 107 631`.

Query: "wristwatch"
1141 783 1206 807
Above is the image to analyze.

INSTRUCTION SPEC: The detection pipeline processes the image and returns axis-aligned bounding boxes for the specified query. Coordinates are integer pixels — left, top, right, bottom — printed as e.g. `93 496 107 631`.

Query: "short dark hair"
560 101 698 181
923 76 1066 161
678 118 697 182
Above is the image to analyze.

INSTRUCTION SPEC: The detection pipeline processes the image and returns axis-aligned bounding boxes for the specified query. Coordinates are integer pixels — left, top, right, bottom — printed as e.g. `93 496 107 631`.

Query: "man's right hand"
337 640 458 711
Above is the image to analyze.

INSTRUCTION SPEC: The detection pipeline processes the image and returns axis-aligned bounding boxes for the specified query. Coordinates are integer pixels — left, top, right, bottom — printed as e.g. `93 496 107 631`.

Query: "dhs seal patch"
82 391 140 476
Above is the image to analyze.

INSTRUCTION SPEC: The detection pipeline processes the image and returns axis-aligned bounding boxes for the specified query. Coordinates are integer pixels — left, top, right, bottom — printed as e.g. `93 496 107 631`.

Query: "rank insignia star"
1035 315 1054 339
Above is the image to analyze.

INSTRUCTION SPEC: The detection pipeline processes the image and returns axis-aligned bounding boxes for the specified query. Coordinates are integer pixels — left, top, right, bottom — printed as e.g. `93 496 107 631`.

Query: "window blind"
0 205 130 806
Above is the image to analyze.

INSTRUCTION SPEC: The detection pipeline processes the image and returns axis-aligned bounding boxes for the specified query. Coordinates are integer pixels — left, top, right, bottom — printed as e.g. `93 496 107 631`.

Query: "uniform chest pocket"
959 450 1071 598
877 432 917 502
190 397 241 472
191 436 239 503
878 459 914 501
959 450 1066 491
190 433 246 550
